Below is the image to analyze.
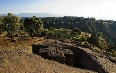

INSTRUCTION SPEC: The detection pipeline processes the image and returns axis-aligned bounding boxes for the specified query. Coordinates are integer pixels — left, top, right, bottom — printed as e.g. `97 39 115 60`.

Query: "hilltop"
0 13 116 73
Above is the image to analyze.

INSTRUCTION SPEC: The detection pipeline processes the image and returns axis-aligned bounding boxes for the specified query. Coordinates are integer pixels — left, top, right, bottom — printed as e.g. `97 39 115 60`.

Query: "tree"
3 13 21 37
88 32 109 51
73 28 81 35
24 16 44 37
0 16 4 33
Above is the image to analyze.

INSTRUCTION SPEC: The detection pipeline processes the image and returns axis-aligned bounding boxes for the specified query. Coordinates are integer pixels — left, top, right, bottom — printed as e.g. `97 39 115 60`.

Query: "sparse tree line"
0 13 116 56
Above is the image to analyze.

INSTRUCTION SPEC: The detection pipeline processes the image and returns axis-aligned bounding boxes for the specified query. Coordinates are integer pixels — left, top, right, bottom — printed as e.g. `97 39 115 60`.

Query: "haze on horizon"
0 0 116 20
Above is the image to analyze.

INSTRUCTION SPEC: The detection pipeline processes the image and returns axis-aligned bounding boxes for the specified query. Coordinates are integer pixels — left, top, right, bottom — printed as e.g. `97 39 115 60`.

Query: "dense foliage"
23 16 44 37
41 17 116 45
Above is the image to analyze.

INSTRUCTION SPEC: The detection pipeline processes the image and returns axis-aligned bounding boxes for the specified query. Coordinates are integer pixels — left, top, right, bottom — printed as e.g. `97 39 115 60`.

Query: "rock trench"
32 44 106 73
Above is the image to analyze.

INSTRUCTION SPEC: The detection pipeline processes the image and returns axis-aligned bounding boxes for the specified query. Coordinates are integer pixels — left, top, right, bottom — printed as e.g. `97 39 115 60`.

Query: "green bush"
88 32 109 51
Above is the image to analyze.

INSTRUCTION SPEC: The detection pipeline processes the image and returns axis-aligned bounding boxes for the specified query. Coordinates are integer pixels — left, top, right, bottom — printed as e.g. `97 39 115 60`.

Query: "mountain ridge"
0 13 63 17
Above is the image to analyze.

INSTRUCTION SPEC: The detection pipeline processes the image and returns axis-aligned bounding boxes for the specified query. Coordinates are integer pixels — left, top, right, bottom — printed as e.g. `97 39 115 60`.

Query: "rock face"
32 45 73 66
69 46 106 73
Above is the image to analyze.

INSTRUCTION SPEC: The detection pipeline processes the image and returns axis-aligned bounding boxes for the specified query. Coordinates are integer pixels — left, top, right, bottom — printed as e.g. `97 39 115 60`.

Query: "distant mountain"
0 14 6 16
0 13 63 17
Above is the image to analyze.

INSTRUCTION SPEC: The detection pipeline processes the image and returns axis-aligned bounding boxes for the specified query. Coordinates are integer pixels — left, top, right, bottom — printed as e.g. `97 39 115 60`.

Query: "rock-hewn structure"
32 45 73 66
0 38 116 73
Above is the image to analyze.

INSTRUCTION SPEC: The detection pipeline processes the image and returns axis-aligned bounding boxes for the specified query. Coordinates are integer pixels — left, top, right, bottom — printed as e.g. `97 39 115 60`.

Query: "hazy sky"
0 0 116 20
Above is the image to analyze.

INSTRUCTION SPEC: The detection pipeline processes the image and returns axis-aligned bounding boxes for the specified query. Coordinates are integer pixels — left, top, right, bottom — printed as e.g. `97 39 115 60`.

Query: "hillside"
0 37 116 73
0 49 95 73
0 38 96 73
0 13 116 73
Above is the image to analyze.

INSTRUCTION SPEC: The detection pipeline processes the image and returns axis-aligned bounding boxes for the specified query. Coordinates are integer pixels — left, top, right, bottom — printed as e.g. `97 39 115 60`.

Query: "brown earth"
0 49 95 73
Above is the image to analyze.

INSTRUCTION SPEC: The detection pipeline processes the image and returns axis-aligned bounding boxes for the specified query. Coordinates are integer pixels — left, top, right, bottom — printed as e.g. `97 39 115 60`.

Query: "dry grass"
0 50 95 73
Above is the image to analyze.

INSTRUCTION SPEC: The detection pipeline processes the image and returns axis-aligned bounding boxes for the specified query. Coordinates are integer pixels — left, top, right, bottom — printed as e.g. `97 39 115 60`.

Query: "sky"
0 0 116 20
